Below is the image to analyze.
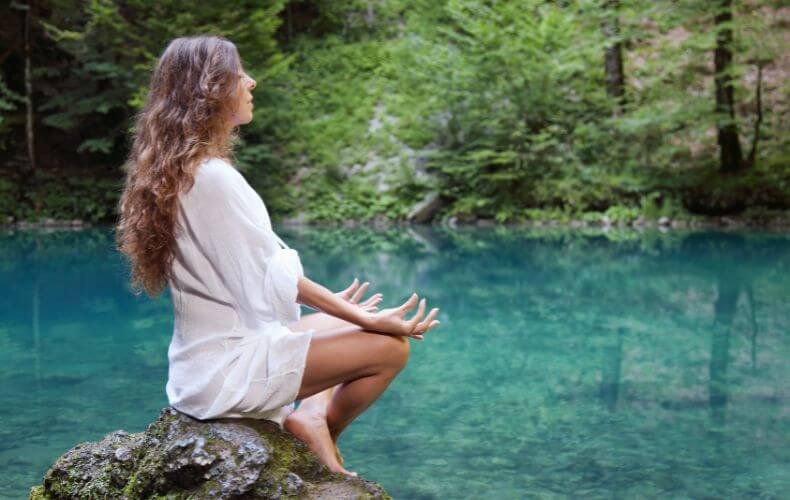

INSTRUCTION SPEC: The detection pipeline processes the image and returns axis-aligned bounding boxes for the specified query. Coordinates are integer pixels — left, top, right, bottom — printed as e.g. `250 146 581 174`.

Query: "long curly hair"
116 35 244 297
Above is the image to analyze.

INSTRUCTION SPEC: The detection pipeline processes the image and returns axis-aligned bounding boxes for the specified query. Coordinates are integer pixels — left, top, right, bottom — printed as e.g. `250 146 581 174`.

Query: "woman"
115 35 440 477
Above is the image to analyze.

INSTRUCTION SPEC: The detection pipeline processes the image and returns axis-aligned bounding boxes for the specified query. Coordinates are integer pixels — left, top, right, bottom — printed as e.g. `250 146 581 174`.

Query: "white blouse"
165 157 313 427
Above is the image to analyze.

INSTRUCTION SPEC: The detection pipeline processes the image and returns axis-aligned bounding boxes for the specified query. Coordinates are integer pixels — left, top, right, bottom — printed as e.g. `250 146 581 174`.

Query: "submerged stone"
29 407 389 499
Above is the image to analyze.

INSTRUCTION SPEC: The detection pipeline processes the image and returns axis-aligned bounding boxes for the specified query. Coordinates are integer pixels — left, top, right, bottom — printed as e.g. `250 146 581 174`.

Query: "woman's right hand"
364 293 440 340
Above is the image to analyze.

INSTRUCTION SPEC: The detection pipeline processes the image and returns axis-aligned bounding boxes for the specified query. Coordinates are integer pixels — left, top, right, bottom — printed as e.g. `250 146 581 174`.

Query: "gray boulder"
407 192 445 223
29 407 389 499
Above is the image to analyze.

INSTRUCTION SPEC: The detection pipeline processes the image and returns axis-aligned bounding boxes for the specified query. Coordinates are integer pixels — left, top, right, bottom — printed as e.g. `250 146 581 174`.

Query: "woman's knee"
370 333 410 371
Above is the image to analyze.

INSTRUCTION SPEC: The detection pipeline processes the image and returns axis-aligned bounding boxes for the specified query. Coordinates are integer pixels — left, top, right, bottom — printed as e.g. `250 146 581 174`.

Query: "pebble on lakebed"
29 407 390 499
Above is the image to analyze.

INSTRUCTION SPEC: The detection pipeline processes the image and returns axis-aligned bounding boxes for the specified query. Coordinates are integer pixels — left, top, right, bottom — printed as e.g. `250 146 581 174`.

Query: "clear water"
1 227 788 499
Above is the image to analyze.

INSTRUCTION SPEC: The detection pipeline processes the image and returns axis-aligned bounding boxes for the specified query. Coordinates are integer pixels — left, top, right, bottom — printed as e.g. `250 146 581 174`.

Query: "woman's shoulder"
195 156 243 183
183 156 265 216
189 157 247 196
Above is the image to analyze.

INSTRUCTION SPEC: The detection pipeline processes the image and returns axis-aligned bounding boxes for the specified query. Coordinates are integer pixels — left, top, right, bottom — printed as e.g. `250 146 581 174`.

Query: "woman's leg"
290 312 353 418
292 312 409 433
289 313 355 467
287 313 410 474
297 328 410 435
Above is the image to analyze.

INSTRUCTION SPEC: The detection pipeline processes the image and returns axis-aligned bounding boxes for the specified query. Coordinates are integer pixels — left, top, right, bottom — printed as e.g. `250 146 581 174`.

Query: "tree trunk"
365 1 375 30
286 1 292 42
24 0 35 173
746 62 763 168
602 0 626 115
714 0 744 173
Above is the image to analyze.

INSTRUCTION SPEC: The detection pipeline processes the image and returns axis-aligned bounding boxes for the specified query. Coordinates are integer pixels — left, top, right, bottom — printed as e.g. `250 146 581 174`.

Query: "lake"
0 226 788 498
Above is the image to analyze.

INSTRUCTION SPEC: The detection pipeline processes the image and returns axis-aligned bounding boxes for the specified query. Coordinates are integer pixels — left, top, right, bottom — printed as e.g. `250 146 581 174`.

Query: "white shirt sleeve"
179 159 303 328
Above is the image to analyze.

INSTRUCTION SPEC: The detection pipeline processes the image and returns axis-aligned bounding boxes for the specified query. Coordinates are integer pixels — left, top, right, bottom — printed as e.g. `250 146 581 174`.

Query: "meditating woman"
115 35 440 477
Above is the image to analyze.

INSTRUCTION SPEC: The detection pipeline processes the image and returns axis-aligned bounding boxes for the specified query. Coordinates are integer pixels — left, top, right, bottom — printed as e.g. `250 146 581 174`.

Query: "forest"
0 0 787 225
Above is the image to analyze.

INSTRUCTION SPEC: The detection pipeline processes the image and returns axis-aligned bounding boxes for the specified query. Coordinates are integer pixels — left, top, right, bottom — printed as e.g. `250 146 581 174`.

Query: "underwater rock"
29 407 389 499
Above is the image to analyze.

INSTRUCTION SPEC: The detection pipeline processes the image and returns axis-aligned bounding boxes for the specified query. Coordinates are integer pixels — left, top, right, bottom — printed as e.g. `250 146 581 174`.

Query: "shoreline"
2 211 790 232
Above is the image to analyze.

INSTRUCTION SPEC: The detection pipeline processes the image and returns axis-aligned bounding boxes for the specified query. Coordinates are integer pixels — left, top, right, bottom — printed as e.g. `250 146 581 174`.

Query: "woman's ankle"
290 405 327 421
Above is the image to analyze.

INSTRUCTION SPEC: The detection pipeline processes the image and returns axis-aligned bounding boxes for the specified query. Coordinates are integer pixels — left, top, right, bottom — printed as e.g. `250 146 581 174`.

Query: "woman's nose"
248 77 256 90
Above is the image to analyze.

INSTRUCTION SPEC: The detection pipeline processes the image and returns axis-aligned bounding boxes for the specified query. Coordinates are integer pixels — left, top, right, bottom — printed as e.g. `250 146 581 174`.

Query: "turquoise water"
1 227 788 499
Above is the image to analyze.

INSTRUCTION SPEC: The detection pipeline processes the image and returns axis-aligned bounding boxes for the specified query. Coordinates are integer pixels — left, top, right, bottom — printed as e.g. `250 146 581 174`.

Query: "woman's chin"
233 117 253 127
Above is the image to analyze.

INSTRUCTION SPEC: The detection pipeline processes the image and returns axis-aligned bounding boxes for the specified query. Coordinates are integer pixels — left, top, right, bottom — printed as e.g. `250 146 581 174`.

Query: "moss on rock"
29 407 390 499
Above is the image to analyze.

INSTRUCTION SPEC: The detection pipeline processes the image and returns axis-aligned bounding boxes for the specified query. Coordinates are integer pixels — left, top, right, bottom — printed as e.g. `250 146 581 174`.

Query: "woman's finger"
411 319 439 339
366 293 383 302
415 308 439 333
361 296 382 309
397 293 419 315
350 281 369 304
360 294 381 310
408 298 427 330
339 278 359 299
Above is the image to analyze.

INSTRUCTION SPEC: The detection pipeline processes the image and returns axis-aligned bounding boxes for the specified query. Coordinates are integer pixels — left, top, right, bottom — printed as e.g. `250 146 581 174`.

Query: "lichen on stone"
29 407 390 499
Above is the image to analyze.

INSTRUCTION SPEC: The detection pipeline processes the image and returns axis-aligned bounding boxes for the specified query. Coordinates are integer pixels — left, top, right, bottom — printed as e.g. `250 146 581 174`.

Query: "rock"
407 192 444 223
29 407 389 499
657 216 670 226
371 214 391 229
281 212 308 226
601 215 611 227
114 446 133 462
476 218 495 227
720 216 739 227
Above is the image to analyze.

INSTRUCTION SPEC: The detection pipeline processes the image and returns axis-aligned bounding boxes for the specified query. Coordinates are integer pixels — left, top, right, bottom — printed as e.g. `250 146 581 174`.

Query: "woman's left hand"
335 278 382 312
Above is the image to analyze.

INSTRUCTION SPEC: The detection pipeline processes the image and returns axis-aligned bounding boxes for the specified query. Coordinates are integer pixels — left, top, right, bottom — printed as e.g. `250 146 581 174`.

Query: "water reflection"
600 327 624 412
0 226 788 498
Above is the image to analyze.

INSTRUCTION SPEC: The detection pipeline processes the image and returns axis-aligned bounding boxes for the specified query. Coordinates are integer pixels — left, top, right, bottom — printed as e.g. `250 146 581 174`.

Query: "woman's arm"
296 275 373 328
296 275 440 339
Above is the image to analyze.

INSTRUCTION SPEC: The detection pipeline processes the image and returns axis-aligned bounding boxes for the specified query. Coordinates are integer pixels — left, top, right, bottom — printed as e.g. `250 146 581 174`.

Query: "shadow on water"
0 226 788 498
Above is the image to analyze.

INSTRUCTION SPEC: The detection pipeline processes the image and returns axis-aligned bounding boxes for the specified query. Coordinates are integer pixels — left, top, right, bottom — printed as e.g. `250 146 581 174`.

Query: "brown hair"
116 35 244 297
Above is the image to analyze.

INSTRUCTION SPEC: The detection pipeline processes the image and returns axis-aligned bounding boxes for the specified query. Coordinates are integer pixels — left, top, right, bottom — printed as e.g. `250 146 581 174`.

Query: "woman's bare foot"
284 410 357 477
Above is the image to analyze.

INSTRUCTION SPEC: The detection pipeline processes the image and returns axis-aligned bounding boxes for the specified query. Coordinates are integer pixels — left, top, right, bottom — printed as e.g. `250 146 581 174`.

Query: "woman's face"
229 68 256 127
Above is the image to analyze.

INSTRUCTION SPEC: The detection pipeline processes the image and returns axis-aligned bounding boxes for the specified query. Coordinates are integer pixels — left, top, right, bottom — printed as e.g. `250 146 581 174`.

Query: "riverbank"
3 209 789 232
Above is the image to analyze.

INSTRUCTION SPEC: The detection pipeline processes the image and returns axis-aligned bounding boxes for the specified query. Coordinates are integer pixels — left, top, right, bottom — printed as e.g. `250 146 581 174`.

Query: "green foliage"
298 172 419 223
604 204 640 224
0 0 787 223
33 0 289 164
385 1 638 218
0 178 17 218
1 173 121 223
0 76 25 150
